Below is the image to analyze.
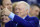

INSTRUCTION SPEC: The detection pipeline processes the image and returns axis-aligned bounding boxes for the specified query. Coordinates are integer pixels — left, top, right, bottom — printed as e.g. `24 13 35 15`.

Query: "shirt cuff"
8 12 15 21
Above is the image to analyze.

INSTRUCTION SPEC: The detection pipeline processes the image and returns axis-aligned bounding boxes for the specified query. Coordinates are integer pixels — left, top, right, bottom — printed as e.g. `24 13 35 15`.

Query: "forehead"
1 11 8 15
15 3 26 9
33 6 39 10
3 0 12 4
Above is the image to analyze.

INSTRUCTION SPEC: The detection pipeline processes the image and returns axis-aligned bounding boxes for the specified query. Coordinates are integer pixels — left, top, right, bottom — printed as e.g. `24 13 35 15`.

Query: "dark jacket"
5 15 39 27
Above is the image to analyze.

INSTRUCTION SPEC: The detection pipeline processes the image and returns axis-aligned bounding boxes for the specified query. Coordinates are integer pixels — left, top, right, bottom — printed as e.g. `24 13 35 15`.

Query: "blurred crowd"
0 0 40 27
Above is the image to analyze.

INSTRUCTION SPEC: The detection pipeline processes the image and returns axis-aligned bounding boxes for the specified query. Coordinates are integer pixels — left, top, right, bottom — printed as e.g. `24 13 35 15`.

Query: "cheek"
5 18 10 23
34 12 37 14
15 11 17 12
5 16 10 21
36 12 39 15
20 11 23 14
21 10 24 12
20 11 25 14
33 12 35 14
31 11 35 14
7 6 9 8
10 6 12 8
7 17 10 20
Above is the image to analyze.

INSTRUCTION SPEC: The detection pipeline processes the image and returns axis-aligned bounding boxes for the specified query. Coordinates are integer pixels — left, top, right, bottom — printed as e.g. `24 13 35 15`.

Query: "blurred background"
11 0 40 5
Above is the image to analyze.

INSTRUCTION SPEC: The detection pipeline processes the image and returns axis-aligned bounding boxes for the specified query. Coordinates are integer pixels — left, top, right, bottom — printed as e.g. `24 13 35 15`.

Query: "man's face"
3 0 12 11
1 11 10 23
31 6 39 16
14 4 28 17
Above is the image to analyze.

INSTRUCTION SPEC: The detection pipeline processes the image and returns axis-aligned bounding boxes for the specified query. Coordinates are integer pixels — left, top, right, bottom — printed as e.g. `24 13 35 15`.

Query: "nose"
1 15 6 21
16 9 19 13
3 15 5 18
9 4 12 7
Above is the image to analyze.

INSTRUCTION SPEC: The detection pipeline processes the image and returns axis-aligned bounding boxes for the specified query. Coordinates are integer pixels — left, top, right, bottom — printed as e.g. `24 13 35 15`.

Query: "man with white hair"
3 1 39 27
12 1 30 18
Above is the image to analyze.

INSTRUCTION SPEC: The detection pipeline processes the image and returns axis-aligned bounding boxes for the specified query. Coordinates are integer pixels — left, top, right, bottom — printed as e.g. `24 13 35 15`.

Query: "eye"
36 10 38 12
1 15 4 17
6 4 9 5
15 8 18 10
5 15 8 16
1 8 3 10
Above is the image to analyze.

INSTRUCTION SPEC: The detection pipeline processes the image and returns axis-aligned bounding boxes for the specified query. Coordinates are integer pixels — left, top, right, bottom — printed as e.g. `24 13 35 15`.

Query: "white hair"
17 1 30 13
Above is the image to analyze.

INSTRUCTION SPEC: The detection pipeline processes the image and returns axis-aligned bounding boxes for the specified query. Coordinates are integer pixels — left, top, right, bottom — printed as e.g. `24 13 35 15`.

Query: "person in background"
4 1 39 27
2 0 12 12
1 9 11 27
29 4 40 17
29 4 40 27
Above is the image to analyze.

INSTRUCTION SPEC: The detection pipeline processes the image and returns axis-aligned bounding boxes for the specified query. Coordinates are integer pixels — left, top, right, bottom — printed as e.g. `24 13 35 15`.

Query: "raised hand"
2 6 11 16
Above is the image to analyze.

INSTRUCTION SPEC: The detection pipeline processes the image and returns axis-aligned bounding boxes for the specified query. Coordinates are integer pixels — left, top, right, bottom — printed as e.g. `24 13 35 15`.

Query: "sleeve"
8 12 15 21
13 15 39 27
8 12 39 27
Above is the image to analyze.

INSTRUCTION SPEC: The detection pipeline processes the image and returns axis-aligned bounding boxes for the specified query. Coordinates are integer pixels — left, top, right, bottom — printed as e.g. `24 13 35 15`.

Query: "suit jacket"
5 15 39 27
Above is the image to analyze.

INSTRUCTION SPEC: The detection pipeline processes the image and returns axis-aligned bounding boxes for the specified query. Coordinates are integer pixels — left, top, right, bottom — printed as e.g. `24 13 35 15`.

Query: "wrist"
8 12 11 16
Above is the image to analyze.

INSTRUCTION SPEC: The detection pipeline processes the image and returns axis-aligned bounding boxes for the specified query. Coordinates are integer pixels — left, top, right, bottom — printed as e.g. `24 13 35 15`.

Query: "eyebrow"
1 14 9 15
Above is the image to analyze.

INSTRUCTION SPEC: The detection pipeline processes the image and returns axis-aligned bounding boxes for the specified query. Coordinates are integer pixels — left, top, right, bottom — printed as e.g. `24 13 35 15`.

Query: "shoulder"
30 17 39 23
31 17 39 20
5 20 13 25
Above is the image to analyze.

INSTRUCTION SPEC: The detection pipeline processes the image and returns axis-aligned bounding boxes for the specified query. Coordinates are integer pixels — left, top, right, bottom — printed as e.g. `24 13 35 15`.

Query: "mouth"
2 18 7 21
16 12 20 14
8 7 12 9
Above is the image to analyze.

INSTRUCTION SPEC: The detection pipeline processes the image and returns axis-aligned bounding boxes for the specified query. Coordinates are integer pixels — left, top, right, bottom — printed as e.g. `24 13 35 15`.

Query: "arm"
8 12 39 27
3 8 39 27
5 21 16 27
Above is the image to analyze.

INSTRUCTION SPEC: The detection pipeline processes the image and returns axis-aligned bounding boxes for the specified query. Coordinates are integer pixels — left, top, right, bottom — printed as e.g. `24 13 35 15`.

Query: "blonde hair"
12 2 18 9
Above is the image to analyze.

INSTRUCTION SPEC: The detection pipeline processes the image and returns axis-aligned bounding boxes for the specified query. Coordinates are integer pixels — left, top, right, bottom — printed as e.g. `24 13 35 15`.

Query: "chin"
2 21 7 23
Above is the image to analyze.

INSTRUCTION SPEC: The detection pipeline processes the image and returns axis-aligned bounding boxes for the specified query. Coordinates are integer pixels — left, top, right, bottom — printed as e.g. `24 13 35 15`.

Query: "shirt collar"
23 17 26 19
23 15 30 19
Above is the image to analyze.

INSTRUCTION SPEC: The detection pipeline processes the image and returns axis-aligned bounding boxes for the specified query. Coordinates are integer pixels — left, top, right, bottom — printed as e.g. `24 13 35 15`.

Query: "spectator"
29 4 40 17
1 9 11 27
2 0 12 12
